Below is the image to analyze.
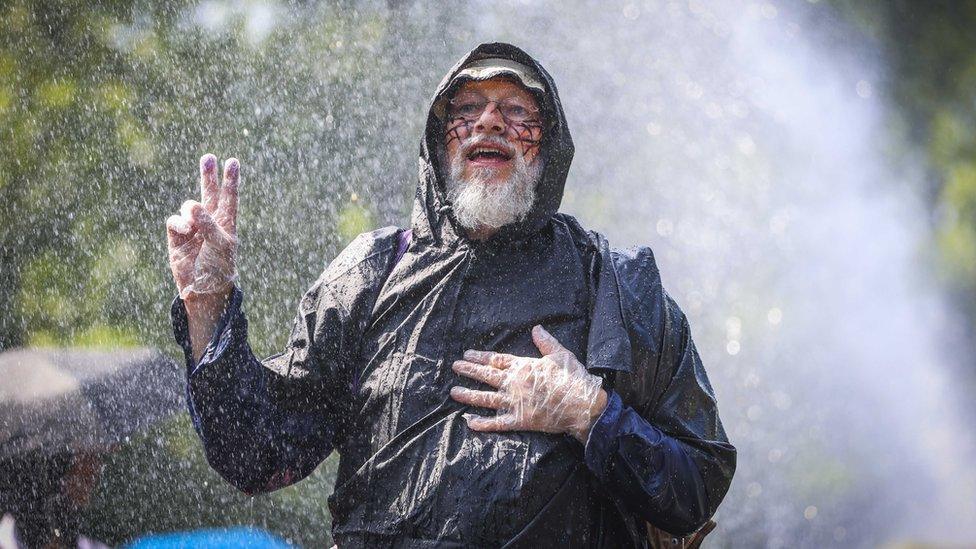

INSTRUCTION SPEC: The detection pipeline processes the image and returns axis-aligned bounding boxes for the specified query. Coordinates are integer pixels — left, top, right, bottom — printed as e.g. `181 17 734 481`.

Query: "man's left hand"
451 325 609 443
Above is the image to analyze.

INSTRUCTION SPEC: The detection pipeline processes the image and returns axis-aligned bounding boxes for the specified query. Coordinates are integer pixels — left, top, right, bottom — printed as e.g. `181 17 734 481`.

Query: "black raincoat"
173 43 735 548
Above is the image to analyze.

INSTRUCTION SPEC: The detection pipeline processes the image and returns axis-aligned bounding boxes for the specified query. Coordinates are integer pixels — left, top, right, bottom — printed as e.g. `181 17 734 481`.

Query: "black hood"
411 42 575 246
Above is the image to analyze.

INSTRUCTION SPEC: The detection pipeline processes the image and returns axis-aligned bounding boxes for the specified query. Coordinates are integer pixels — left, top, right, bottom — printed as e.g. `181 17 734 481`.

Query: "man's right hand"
166 154 240 362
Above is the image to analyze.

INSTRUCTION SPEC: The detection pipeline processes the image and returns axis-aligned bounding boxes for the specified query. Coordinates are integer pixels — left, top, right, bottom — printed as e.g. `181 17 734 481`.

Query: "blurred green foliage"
831 0 976 317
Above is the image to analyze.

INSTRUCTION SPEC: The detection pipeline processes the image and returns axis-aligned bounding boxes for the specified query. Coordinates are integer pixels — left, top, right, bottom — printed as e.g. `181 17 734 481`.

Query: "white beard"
443 142 544 232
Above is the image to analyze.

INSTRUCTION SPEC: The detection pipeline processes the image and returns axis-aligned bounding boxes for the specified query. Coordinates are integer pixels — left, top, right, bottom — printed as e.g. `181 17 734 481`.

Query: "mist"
4 0 975 546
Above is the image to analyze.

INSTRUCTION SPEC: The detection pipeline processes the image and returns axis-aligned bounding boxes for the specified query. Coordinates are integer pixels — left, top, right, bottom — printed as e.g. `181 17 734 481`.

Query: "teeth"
472 148 506 156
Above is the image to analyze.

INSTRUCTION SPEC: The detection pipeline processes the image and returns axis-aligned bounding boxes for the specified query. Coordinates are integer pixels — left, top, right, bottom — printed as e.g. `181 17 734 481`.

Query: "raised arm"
165 154 349 494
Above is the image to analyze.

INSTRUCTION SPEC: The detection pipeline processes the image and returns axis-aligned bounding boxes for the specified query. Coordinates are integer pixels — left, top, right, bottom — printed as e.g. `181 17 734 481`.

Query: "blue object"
126 527 292 548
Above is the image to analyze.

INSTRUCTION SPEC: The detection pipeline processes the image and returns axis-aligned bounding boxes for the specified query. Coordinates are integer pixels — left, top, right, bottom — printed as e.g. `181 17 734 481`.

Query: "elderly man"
166 43 735 548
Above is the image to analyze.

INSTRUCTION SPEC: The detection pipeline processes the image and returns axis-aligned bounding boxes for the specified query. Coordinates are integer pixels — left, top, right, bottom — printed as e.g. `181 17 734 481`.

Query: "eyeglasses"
447 94 541 123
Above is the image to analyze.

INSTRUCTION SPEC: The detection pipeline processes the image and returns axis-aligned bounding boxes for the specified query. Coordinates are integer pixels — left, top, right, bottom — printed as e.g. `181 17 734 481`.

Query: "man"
166 43 735 548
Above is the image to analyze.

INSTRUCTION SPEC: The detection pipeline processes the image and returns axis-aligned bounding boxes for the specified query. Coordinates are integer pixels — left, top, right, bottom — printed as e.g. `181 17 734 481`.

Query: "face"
444 78 544 185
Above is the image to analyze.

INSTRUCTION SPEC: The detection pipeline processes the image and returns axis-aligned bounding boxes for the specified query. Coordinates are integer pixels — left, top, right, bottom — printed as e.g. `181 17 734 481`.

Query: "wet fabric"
173 42 735 547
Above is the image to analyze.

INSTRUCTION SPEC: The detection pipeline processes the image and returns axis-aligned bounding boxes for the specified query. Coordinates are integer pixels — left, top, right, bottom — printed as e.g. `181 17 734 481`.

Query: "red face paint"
444 116 543 160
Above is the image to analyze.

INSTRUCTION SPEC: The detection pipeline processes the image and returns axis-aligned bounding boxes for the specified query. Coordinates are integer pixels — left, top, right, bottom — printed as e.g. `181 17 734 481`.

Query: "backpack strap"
393 228 412 267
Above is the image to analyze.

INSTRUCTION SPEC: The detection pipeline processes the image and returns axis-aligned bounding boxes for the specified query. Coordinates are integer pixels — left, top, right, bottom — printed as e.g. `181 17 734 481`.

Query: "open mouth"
467 146 513 163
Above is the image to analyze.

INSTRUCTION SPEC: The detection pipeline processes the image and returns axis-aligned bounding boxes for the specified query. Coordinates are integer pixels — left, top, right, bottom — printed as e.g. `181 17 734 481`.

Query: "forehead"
453 77 538 105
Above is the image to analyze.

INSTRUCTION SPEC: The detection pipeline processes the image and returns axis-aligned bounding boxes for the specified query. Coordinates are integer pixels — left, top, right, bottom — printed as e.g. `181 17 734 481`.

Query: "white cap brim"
451 58 546 93
433 58 545 120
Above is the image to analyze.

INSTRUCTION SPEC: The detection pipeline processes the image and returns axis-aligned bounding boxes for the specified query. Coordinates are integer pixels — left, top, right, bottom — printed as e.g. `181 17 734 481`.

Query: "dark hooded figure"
166 43 736 548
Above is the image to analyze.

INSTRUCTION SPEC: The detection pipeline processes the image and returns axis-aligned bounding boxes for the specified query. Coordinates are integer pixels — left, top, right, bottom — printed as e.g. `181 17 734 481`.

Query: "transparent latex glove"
166 154 240 301
451 325 608 443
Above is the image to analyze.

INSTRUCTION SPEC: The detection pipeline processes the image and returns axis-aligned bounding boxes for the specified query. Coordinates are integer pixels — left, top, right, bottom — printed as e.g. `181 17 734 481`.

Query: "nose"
473 102 506 135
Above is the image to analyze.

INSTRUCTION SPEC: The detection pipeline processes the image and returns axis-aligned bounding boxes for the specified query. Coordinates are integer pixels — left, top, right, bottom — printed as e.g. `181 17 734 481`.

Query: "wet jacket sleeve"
172 277 352 495
583 247 736 537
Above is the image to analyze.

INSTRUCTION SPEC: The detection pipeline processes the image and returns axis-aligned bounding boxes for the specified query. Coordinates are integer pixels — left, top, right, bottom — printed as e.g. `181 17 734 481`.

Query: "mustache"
458 135 517 158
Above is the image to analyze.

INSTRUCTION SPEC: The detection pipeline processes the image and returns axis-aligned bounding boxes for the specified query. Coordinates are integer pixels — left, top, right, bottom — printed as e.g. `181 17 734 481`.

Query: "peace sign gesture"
166 154 240 302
